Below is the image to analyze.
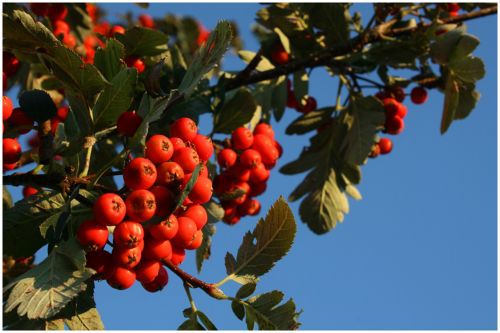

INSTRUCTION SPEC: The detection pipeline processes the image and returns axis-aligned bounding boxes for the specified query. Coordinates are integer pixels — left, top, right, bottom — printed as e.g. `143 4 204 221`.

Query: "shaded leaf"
196 223 216 273
94 38 126 81
116 27 168 56
174 164 201 212
232 300 245 321
238 50 274 71
236 282 257 299
19 89 57 122
243 291 301 330
286 108 333 135
450 33 480 61
455 83 481 120
440 73 460 134
293 69 308 103
60 282 104 330
213 88 257 134
450 56 485 83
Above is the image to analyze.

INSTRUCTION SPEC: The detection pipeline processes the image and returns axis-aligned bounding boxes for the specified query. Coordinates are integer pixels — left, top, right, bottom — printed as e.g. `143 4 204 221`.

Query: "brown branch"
162 259 227 300
220 6 497 92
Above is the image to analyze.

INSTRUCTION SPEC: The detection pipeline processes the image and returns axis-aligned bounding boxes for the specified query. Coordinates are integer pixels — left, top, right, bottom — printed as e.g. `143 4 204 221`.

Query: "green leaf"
213 88 257 134
340 96 386 165
293 69 308 104
116 27 168 56
173 164 201 212
196 223 216 273
92 68 138 131
94 38 126 81
224 197 296 282
238 50 274 71
178 317 205 330
271 76 287 121
455 83 481 120
3 186 13 209
61 282 105 330
306 3 349 45
243 291 301 330
236 283 257 299
429 28 466 65
178 20 232 96
449 34 480 61
273 27 291 53
19 89 57 122
195 311 217 330
440 73 460 134
450 56 485 83
286 108 333 135
4 238 94 320
204 200 225 224
231 300 245 321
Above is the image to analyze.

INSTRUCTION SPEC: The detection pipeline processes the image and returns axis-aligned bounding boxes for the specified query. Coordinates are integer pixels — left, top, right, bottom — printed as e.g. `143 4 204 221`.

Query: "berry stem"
183 282 198 312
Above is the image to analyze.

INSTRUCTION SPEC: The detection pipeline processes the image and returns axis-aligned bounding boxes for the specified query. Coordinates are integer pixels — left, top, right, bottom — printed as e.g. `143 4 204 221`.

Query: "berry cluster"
370 86 428 158
214 124 282 224
286 80 317 114
77 117 214 291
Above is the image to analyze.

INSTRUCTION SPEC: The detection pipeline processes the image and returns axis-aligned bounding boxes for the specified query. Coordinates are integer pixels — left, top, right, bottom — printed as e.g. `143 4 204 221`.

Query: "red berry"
112 245 142 269
253 123 275 140
270 44 289 65
249 181 267 197
227 162 251 182
180 204 207 230
3 162 17 171
223 213 240 225
286 90 298 108
383 98 407 119
239 149 262 169
3 72 7 91
86 250 112 280
30 3 50 16
56 106 69 121
113 221 144 248
185 229 203 250
378 138 393 155
3 138 21 164
170 246 185 265
28 132 39 149
249 163 270 183
156 161 185 188
141 266 168 292
93 193 126 226
125 189 156 222
448 3 460 12
145 135 174 165
191 134 213 161
107 265 136 290
52 20 70 35
252 134 279 166
117 111 142 137
385 115 404 135
196 24 210 47
217 148 237 168
150 185 174 217
390 86 406 103
50 117 61 135
22 186 38 197
9 107 33 134
274 141 283 158
135 260 161 284
170 137 186 152
410 87 428 105
110 25 126 36
298 96 317 113
3 96 13 120
48 4 68 21
77 219 109 251
231 127 253 150
238 198 261 216
125 56 145 74
172 147 200 173
138 14 155 28
3 52 20 77
169 117 198 142
188 176 213 204
172 217 197 248
123 157 157 190
149 214 178 240
142 237 172 261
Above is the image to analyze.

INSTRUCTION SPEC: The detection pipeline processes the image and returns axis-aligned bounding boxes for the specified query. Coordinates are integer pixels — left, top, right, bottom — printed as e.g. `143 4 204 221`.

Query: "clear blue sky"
6 3 497 330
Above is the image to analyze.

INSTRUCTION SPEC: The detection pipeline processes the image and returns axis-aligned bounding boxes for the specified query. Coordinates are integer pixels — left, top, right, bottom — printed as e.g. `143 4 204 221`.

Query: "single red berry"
50 117 61 135
150 185 174 217
110 25 126 36
169 117 198 142
172 217 197 248
188 176 213 204
3 162 17 172
217 148 237 169
252 134 279 166
249 181 267 197
156 161 185 188
22 186 38 198
135 260 161 284
231 127 253 150
125 189 157 222
286 90 298 108
191 134 213 161
170 246 185 265
185 229 203 250
77 219 109 251
227 162 251 182
125 56 146 74
93 193 126 226
149 215 178 240
274 140 283 158
383 98 407 119
142 237 172 261
56 106 69 121
249 163 270 184
390 86 406 103
384 115 404 135
3 138 21 164
123 157 157 190
375 90 390 101
86 250 112 280
117 111 142 137
52 20 70 35
238 198 261 216
270 44 289 65
172 147 200 173
48 4 68 21
196 24 210 46
253 123 275 140
112 245 142 269
27 132 39 149
141 266 168 292
3 96 13 120
180 204 207 230
223 203 237 218
170 137 186 152
107 265 136 290
113 221 144 248
223 213 241 225
145 134 174 165
378 138 393 155
410 87 428 105
448 3 460 13
239 149 262 169
298 96 317 113
30 3 50 16
138 14 155 28
3 52 20 77
9 107 33 134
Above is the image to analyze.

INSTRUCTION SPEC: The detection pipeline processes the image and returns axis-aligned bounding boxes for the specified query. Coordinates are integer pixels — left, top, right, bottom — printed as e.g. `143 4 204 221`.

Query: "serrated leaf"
243 291 301 330
92 68 138 131
236 283 257 299
225 197 296 282
286 108 333 135
179 20 232 97
450 56 485 83
271 76 287 121
94 38 126 81
305 3 350 45
238 50 274 71
440 73 460 134
61 282 104 330
4 238 94 320
19 89 57 122
116 27 168 56
196 223 216 273
213 88 257 134
340 96 386 165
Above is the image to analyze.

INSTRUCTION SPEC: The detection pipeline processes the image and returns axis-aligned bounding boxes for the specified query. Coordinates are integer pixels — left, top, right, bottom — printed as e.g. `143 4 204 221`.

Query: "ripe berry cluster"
370 86 428 158
214 124 282 224
286 79 317 114
77 117 214 291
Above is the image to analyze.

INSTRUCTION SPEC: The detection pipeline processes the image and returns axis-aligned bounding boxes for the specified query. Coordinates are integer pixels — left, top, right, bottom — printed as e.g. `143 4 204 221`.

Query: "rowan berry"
150 185 174 217
383 98 407 119
146 134 174 165
231 127 253 150
141 266 168 292
107 265 136 290
125 189 156 222
149 215 179 241
86 250 112 280
77 219 109 251
156 161 184 188
170 246 185 265
253 123 275 140
93 193 126 226
169 117 198 142
125 56 145 74
9 107 33 134
238 198 261 216
3 138 21 164
240 149 262 169
138 14 155 28
249 163 270 183
180 204 208 230
117 111 142 137
172 147 200 173
172 217 197 248
411 87 428 105
3 96 13 120
188 176 213 204
135 260 161 284
22 186 38 198
185 230 203 250
123 157 157 190
112 246 142 269
142 237 172 261
378 138 393 155
270 44 289 65
113 221 144 248
385 115 404 135
191 134 213 161
217 148 237 168
48 3 68 21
